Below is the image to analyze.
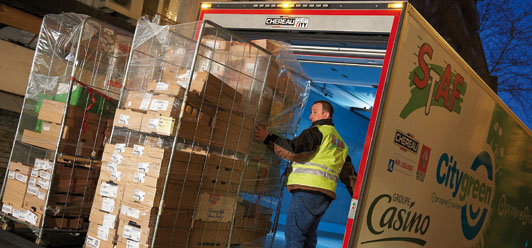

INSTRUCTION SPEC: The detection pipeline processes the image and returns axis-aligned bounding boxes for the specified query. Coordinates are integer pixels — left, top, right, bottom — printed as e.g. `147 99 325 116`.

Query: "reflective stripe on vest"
291 164 339 182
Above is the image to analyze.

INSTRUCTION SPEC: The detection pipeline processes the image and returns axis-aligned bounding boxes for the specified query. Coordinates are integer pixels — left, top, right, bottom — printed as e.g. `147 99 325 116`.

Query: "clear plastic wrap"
0 13 132 239
88 17 309 248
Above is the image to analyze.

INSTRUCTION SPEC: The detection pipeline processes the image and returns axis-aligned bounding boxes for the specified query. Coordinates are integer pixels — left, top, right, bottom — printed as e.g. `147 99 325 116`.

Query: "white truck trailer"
200 1 531 247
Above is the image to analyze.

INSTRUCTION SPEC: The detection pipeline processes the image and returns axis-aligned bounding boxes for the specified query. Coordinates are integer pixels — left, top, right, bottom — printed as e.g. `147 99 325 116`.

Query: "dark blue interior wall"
277 88 370 228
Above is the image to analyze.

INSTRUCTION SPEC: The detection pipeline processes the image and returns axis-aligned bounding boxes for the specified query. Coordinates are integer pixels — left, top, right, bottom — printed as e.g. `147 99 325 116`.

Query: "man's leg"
285 191 331 248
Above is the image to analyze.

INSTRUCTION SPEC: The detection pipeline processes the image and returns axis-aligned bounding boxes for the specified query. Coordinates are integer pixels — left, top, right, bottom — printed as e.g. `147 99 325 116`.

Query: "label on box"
25 210 38 225
133 145 144 156
38 178 50 190
123 225 141 242
102 213 116 229
107 162 118 172
37 190 46 200
112 152 123 164
157 116 174 135
133 189 146 202
8 171 14 180
97 225 110 241
126 239 140 248
35 159 53 171
15 173 28 183
31 169 39 178
119 114 130 125
43 123 50 131
29 177 37 186
40 171 51 180
27 185 39 196
13 209 26 220
101 197 115 213
156 82 169 91
86 235 101 248
2 204 12 214
140 94 153 110
100 182 118 198
111 170 122 182
121 205 140 219
137 163 149 173
148 118 159 129
150 99 169 112
133 173 145 183
115 143 126 153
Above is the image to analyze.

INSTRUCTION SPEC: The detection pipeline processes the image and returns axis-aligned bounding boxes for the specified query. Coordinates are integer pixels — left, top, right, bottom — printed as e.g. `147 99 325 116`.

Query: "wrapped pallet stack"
84 18 308 248
0 13 132 245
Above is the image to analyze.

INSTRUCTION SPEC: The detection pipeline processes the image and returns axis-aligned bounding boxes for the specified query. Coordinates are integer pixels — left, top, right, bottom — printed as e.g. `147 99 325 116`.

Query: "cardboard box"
140 112 175 136
21 129 57 150
95 179 125 200
23 208 42 226
113 108 142 131
194 193 237 223
118 201 157 228
187 71 243 109
115 238 150 248
122 183 160 208
2 163 31 207
23 185 47 213
124 91 153 112
89 208 119 229
92 195 120 216
117 220 151 245
86 232 116 248
147 94 177 117
202 35 229 51
88 222 117 242
147 79 185 97
37 99 66 123
39 121 62 138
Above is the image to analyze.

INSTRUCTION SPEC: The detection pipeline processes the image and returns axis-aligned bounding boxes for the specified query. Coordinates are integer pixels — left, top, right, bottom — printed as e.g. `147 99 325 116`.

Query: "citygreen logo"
400 43 467 119
435 151 493 240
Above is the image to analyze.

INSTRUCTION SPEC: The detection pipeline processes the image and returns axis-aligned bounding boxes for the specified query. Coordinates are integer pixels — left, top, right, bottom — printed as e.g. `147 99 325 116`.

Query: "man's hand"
254 125 269 142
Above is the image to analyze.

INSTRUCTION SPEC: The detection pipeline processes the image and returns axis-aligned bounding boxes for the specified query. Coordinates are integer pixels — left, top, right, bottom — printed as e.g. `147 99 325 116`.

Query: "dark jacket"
263 119 357 199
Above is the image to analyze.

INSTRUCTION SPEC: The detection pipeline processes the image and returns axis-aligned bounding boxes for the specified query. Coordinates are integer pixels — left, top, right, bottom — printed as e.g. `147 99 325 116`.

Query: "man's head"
309 100 334 123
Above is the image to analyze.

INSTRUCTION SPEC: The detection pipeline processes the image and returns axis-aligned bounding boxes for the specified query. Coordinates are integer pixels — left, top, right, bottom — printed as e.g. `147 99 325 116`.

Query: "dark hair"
313 100 334 118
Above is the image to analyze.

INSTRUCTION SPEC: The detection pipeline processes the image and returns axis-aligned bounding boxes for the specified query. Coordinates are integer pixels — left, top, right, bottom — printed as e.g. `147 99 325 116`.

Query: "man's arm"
339 156 357 197
254 126 322 162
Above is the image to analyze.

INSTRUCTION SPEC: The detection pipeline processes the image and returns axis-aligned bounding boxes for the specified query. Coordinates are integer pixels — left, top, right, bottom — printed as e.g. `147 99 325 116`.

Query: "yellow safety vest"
287 125 348 193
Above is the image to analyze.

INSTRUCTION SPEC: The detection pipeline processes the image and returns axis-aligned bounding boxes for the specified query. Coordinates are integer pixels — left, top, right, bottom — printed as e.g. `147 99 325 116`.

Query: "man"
254 100 357 248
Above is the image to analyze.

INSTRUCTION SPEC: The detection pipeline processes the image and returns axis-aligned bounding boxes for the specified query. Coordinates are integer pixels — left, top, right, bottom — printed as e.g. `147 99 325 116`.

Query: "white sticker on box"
150 99 169 112
43 123 50 131
31 169 39 177
2 204 12 214
140 93 153 110
111 170 122 181
40 171 51 180
133 189 146 202
38 178 50 190
25 210 38 225
86 235 101 248
13 209 25 219
148 118 159 129
100 182 118 198
35 159 52 171
133 145 144 156
115 143 126 153
8 171 14 179
133 173 145 183
126 239 140 248
27 185 39 196
123 225 141 242
119 114 129 125
37 190 46 200
137 163 149 173
156 82 169 91
107 162 118 172
97 225 110 241
101 197 115 213
102 213 116 229
121 205 140 219
112 152 123 164
15 173 28 183
29 177 37 186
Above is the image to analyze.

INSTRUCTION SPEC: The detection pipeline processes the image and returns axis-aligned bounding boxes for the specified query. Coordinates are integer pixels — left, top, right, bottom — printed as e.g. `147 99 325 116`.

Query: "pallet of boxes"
0 13 131 245
85 20 304 248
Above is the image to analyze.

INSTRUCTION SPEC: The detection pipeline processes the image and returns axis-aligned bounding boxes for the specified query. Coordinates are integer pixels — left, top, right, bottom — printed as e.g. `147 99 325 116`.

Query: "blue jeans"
285 190 332 248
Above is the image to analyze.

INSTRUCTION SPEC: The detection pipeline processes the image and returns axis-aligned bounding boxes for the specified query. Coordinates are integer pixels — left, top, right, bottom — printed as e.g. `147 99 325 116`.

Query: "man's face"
309 103 329 123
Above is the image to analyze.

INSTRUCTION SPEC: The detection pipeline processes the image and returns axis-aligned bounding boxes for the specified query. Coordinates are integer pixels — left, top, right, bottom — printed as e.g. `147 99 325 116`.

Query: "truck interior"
200 2 401 246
